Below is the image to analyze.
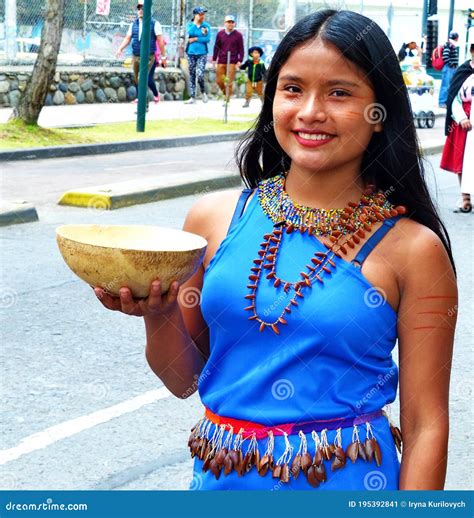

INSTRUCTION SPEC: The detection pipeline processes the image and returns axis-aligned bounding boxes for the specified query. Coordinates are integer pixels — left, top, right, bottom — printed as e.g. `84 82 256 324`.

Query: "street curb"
0 131 246 162
0 202 39 227
58 174 243 210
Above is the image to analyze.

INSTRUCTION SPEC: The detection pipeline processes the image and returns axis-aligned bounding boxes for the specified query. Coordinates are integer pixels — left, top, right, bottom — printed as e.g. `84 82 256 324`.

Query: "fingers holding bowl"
119 287 143 316
93 287 122 311
164 281 180 307
139 279 180 316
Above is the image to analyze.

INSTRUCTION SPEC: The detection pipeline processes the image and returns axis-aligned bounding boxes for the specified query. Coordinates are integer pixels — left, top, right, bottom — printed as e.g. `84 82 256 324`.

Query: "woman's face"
272 38 382 177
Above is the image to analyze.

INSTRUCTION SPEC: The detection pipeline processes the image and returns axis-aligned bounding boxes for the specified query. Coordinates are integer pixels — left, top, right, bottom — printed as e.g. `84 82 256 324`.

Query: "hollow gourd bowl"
56 225 207 298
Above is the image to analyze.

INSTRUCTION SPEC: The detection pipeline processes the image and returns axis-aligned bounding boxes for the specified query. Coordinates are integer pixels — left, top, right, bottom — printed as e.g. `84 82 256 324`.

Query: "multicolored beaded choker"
259 173 397 235
244 173 408 335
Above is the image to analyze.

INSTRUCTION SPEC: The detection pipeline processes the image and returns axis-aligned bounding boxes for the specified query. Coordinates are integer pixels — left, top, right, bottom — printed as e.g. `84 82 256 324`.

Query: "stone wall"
0 67 245 108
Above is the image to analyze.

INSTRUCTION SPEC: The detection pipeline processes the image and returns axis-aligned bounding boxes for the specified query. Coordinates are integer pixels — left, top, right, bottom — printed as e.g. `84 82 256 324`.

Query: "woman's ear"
374 122 383 133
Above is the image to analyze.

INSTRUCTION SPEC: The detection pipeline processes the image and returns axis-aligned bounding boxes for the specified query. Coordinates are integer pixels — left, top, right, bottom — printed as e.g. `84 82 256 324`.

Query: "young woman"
184 6 211 104
95 10 457 490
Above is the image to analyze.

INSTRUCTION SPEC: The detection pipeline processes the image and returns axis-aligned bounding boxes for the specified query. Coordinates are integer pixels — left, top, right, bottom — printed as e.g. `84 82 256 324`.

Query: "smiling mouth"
296 132 333 141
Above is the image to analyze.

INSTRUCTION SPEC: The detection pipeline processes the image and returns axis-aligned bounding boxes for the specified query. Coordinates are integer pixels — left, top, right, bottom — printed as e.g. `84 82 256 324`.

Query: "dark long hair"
236 9 456 276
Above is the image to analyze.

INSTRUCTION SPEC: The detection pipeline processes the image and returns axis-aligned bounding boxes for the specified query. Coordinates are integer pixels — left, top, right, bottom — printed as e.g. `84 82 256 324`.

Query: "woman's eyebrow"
278 74 303 82
325 79 360 88
277 75 360 88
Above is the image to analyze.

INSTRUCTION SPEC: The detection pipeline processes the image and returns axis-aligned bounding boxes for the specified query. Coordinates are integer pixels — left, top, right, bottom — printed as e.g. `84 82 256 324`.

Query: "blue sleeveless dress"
189 183 404 490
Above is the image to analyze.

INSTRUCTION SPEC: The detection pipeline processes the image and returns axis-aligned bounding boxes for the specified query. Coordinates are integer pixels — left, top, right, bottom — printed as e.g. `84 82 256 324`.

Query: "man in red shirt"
212 15 244 103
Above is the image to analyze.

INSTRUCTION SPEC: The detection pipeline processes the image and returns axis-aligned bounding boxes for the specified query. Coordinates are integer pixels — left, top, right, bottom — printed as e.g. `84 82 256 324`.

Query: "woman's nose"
296 95 327 123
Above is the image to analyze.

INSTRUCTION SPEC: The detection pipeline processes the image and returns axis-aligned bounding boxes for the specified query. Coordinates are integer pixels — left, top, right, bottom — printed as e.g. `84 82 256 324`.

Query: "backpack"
431 44 445 70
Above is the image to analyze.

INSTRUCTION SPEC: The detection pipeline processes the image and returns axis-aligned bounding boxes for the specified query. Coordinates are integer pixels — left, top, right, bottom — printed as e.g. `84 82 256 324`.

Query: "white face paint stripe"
0 387 171 465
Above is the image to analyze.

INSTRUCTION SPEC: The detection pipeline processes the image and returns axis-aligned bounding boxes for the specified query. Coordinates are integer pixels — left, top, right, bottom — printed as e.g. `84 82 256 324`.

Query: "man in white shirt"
116 2 167 98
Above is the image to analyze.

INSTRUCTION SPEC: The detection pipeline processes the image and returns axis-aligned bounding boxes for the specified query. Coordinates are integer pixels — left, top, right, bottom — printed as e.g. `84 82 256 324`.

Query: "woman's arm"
212 32 221 62
144 197 213 398
450 91 472 130
195 23 211 44
396 224 457 489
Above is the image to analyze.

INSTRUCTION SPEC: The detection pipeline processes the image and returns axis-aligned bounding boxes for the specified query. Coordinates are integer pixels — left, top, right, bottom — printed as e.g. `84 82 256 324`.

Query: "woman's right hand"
460 118 472 131
93 280 180 318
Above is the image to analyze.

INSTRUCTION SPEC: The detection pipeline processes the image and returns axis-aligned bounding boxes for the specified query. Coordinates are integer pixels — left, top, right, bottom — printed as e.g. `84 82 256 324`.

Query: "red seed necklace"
244 174 408 334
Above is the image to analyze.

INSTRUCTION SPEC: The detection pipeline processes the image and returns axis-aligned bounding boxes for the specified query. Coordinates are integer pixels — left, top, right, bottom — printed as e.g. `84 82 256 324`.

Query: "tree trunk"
12 0 65 124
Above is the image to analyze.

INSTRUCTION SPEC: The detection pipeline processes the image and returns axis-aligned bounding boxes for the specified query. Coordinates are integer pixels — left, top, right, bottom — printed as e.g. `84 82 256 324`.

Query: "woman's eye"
284 85 301 94
331 90 350 97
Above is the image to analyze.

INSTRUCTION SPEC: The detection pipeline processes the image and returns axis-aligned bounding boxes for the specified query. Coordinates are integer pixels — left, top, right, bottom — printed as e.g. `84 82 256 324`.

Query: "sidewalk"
0 98 261 128
0 98 446 161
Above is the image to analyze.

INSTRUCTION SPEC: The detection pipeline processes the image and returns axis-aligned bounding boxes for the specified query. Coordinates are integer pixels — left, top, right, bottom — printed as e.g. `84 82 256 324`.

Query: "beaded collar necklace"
258 174 396 235
244 173 407 335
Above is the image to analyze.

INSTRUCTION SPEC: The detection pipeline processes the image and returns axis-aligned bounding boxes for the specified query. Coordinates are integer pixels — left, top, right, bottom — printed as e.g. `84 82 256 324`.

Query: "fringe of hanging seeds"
188 416 403 484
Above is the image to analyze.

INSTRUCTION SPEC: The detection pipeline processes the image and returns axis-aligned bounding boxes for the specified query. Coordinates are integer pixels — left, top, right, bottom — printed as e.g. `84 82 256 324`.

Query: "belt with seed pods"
188 407 403 486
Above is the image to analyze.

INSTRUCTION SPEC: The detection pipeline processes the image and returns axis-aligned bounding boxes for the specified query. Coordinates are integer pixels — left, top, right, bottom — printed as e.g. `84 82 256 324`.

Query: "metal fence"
0 0 303 68
1 1 464 69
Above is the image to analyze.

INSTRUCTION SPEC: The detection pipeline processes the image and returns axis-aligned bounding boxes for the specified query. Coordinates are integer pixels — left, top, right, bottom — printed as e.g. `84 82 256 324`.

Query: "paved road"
0 153 472 490
0 125 445 209
1 140 239 207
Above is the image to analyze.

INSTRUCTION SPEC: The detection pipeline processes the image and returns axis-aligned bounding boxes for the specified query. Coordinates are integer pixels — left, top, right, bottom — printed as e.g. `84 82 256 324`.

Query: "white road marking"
104 161 193 171
0 386 171 465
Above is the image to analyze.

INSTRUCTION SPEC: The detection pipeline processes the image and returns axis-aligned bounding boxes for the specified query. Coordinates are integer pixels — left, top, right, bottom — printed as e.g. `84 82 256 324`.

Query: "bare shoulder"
391 217 456 289
183 188 246 238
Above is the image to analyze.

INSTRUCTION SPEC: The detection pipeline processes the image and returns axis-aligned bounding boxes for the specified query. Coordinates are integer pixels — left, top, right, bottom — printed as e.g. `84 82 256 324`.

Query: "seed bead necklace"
244 174 408 335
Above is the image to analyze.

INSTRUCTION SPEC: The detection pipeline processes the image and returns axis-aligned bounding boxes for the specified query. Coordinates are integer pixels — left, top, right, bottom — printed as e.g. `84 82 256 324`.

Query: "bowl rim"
56 224 208 253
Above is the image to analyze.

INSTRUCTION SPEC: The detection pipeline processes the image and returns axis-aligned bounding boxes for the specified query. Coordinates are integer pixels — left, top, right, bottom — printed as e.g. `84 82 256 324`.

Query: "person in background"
240 46 266 107
439 31 460 108
440 43 474 212
116 1 167 106
212 15 245 104
397 39 423 62
147 39 168 105
184 6 211 104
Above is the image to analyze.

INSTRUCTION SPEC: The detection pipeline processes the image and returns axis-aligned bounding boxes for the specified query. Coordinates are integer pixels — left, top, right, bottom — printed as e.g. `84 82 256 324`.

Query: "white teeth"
297 132 332 141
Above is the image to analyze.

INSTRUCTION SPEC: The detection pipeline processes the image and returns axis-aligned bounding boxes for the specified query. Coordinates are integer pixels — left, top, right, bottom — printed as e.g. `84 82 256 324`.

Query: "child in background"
240 46 266 107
